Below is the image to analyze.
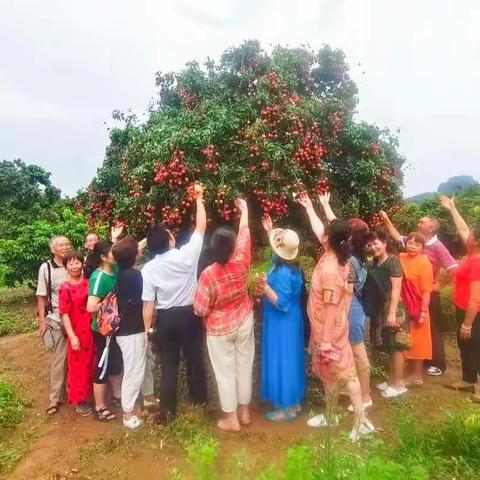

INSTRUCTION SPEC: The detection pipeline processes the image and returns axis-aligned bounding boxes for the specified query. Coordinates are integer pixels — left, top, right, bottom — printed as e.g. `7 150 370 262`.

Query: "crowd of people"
36 183 480 442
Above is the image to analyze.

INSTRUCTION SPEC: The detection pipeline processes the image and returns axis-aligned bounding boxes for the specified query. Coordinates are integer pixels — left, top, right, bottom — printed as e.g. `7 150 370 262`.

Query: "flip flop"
46 404 60 416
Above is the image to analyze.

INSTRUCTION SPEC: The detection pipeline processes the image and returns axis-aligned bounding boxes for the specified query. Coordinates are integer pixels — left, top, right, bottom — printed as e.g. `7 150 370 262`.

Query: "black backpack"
359 273 385 319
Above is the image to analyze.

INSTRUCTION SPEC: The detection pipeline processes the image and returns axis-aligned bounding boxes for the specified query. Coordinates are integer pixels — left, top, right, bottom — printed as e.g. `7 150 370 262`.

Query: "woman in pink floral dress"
297 192 374 442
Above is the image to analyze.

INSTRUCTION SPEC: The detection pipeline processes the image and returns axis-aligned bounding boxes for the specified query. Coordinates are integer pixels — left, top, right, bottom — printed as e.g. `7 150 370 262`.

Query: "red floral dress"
59 279 94 404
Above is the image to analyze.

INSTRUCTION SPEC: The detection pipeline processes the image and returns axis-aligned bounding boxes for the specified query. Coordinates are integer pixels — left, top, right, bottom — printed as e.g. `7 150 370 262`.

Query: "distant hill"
408 175 479 203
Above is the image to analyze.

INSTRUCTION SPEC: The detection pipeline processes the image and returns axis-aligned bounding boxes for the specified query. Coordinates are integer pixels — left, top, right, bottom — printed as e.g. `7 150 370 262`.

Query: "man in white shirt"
142 184 207 422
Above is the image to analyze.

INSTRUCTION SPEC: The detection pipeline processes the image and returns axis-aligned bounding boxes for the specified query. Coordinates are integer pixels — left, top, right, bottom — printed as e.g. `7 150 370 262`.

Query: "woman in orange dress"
399 232 433 386
297 192 374 442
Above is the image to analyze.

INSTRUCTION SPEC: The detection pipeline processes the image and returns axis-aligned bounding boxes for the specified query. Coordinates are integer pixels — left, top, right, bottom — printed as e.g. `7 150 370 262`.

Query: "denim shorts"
348 299 366 345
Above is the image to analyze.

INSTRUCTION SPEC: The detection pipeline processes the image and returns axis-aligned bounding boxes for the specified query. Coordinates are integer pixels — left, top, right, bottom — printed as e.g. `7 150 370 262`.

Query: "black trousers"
456 308 480 384
152 305 207 416
426 292 447 372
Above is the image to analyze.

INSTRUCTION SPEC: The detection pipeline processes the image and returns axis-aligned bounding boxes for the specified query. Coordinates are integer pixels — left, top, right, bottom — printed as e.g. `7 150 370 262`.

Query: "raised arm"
439 196 470 248
318 192 337 224
235 197 249 229
380 211 403 243
297 192 325 244
262 213 273 234
193 183 207 236
111 223 124 243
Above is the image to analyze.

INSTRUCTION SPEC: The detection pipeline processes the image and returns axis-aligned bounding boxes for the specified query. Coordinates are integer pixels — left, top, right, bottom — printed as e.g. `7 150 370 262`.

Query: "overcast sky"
1 0 479 197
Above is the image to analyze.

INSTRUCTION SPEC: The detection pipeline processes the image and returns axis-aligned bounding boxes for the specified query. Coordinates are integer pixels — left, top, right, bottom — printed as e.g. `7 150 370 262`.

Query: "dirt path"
0 333 469 480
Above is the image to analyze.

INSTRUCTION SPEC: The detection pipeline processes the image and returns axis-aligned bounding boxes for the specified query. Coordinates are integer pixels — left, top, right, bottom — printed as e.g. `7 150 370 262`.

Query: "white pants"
116 333 147 414
207 314 255 413
141 343 155 398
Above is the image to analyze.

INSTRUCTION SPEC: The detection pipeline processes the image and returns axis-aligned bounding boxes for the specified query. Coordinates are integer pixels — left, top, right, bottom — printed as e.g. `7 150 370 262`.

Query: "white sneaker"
307 414 339 428
380 385 408 398
347 400 373 412
123 415 142 429
349 419 375 442
426 366 443 376
376 382 389 391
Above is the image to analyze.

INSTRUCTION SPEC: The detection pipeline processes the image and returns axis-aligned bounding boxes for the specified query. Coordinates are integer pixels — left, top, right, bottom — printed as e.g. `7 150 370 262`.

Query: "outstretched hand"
318 192 330 207
262 214 273 233
439 196 455 212
379 210 389 223
296 191 313 210
235 198 248 212
138 238 147 253
193 182 204 200
111 223 124 242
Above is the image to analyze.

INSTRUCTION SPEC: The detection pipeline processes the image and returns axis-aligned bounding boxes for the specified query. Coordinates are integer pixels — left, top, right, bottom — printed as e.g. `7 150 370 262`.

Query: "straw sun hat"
268 228 300 261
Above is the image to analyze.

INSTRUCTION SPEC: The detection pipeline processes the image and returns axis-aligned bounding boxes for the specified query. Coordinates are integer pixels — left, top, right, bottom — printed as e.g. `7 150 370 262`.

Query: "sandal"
75 403 93 416
95 407 116 422
110 397 122 408
266 409 298 422
46 404 60 416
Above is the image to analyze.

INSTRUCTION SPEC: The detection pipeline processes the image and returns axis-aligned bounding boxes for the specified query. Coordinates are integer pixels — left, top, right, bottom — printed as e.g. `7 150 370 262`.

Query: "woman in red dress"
59 251 95 415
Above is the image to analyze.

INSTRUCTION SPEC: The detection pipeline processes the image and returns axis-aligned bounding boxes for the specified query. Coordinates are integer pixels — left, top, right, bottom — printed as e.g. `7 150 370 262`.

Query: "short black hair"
366 229 389 244
84 239 112 278
112 236 138 268
147 224 170 255
211 227 236 265
62 250 84 268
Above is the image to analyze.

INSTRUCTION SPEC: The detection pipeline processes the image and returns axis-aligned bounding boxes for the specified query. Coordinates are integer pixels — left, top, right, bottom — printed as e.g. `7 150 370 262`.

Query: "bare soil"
0 332 469 480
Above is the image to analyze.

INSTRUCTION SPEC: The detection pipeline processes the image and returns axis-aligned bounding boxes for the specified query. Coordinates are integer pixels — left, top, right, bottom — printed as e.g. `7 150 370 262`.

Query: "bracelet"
461 324 472 331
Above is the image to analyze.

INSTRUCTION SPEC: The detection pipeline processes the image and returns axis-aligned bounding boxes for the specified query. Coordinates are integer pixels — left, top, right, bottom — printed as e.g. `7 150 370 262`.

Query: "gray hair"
49 235 69 248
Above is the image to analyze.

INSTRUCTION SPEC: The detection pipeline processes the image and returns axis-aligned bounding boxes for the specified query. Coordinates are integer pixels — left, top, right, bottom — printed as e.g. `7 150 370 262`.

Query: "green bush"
0 286 37 337
440 285 456 332
0 380 24 428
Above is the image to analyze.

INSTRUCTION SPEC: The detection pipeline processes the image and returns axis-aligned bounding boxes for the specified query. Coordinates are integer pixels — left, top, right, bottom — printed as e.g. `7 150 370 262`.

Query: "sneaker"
380 385 408 398
307 414 339 428
376 382 389 391
349 419 375 442
123 415 142 429
347 400 373 412
426 366 443 376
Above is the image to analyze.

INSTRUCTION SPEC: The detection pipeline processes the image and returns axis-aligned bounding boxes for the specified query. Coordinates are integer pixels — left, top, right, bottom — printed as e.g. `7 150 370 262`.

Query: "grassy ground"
0 286 37 336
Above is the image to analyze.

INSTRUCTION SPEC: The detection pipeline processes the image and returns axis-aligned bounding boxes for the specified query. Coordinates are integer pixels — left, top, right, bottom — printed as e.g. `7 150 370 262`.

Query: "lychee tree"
83 41 405 237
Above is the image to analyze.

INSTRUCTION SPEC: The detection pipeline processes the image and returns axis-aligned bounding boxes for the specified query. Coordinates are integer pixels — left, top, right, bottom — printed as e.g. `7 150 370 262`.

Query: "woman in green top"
86 240 123 421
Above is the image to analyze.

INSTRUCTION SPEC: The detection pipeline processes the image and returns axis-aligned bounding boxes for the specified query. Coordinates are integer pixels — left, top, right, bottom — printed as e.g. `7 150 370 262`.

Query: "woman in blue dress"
257 215 306 421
